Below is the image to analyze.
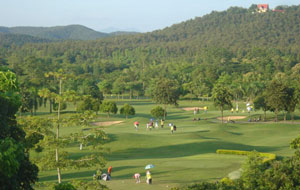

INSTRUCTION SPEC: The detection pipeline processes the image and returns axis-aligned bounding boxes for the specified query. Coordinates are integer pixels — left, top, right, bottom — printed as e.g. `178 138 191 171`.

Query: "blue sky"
0 0 299 32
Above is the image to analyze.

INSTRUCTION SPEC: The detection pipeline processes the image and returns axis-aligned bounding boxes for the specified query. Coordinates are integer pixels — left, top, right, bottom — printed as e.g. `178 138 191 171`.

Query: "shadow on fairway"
109 141 279 161
39 165 138 182
113 170 169 180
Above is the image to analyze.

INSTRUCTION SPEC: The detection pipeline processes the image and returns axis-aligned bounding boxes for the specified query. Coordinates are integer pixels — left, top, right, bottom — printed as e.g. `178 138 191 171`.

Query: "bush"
216 149 276 162
54 183 76 190
150 106 166 118
120 103 135 119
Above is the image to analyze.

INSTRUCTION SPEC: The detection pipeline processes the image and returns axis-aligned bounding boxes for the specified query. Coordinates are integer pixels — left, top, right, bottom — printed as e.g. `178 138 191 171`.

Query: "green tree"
240 151 266 190
120 103 135 119
151 78 180 120
150 106 166 119
212 84 233 123
100 100 118 118
253 94 270 121
265 80 289 122
54 183 76 190
0 70 38 190
38 70 78 183
77 95 100 114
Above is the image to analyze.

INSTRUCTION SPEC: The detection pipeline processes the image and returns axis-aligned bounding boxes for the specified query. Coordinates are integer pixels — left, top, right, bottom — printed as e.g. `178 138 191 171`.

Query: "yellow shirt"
146 173 152 179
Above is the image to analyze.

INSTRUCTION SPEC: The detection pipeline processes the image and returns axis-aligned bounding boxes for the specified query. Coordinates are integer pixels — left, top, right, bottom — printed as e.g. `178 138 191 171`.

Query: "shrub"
54 183 76 190
150 106 166 119
216 149 276 162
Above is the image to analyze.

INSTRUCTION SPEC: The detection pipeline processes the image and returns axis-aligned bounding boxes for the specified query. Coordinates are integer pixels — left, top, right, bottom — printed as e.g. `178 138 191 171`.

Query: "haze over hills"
0 25 138 41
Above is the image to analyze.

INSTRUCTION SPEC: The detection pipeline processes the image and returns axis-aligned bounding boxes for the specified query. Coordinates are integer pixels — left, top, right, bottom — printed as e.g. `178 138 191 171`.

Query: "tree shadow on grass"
39 166 138 182
108 141 280 161
113 170 169 180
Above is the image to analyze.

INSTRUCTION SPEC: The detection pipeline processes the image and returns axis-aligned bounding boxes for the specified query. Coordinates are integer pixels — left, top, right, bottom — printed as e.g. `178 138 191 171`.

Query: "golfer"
134 122 139 131
146 170 152 184
133 173 141 183
107 166 112 178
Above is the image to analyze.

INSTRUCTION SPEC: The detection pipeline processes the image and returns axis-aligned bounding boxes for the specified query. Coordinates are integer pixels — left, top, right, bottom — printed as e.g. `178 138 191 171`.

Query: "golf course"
35 99 300 190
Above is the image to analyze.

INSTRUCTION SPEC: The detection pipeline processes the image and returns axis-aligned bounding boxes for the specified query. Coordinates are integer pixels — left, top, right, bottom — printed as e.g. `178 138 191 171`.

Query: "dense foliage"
0 71 38 189
0 5 300 117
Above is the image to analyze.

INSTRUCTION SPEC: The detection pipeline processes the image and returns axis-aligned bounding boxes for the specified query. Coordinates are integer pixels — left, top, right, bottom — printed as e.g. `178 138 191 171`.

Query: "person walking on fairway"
146 170 152 184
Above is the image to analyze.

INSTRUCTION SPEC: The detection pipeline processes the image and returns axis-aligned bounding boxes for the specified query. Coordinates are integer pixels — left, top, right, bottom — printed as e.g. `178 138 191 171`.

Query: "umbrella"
145 164 155 170
134 121 139 125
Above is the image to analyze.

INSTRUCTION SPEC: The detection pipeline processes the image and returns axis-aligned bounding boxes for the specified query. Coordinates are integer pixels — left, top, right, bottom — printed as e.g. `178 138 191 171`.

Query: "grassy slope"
36 100 300 190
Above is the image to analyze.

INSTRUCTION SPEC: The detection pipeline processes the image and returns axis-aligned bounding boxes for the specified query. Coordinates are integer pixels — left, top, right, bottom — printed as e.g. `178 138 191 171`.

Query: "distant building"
257 4 269 13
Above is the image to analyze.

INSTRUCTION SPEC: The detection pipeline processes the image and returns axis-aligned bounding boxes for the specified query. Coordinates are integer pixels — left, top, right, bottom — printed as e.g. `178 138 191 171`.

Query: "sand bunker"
217 116 246 120
93 121 123 126
182 107 205 111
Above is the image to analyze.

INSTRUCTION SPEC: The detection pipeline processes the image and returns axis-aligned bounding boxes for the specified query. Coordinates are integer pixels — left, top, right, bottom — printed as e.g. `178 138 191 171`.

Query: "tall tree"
38 70 77 183
212 84 233 123
151 78 180 120
265 80 289 122
0 70 38 189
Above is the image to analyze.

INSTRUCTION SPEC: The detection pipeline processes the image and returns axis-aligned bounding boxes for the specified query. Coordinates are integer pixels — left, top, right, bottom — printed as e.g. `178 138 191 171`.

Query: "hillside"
99 5 300 52
0 33 52 47
0 25 109 40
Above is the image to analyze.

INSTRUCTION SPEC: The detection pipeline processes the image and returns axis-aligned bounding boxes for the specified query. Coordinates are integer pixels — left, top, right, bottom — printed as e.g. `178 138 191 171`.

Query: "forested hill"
0 33 52 47
101 5 300 52
0 25 110 40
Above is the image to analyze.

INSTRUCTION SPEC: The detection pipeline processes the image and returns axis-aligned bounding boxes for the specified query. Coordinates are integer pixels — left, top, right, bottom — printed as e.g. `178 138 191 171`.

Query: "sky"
0 0 299 33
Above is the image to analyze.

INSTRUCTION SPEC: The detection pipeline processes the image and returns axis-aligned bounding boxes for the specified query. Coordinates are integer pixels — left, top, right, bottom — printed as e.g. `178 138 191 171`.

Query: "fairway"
37 100 300 190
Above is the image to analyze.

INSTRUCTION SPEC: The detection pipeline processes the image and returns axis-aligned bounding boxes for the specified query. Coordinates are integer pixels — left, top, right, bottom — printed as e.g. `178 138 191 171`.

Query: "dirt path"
93 121 124 126
182 107 205 111
217 116 246 120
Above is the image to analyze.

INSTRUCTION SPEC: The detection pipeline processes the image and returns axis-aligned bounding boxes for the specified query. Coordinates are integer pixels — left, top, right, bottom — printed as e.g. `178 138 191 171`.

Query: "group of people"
133 170 152 184
93 166 112 181
94 166 153 185
134 119 177 134
193 107 208 121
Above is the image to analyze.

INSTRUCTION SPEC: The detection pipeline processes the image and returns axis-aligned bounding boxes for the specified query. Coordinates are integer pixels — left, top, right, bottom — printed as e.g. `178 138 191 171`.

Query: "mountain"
0 33 52 47
0 25 109 40
102 5 300 53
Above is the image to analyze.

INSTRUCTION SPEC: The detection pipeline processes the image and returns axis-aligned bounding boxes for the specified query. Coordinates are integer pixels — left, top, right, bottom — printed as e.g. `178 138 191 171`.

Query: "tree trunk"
56 78 62 184
49 99 52 114
164 104 167 120
264 110 266 121
275 109 278 122
130 89 132 100
34 94 37 116
221 107 224 124
284 112 286 121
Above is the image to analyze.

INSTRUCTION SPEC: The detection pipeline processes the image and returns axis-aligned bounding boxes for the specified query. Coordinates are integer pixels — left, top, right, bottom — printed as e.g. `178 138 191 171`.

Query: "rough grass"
33 100 300 190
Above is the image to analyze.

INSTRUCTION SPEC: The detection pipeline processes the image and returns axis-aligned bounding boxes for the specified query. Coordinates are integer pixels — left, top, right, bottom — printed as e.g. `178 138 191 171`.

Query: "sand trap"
182 107 205 111
93 121 124 126
217 116 246 120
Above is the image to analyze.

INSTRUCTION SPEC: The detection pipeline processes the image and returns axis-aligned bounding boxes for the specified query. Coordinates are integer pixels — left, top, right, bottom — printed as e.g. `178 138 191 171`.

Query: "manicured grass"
34 100 300 190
